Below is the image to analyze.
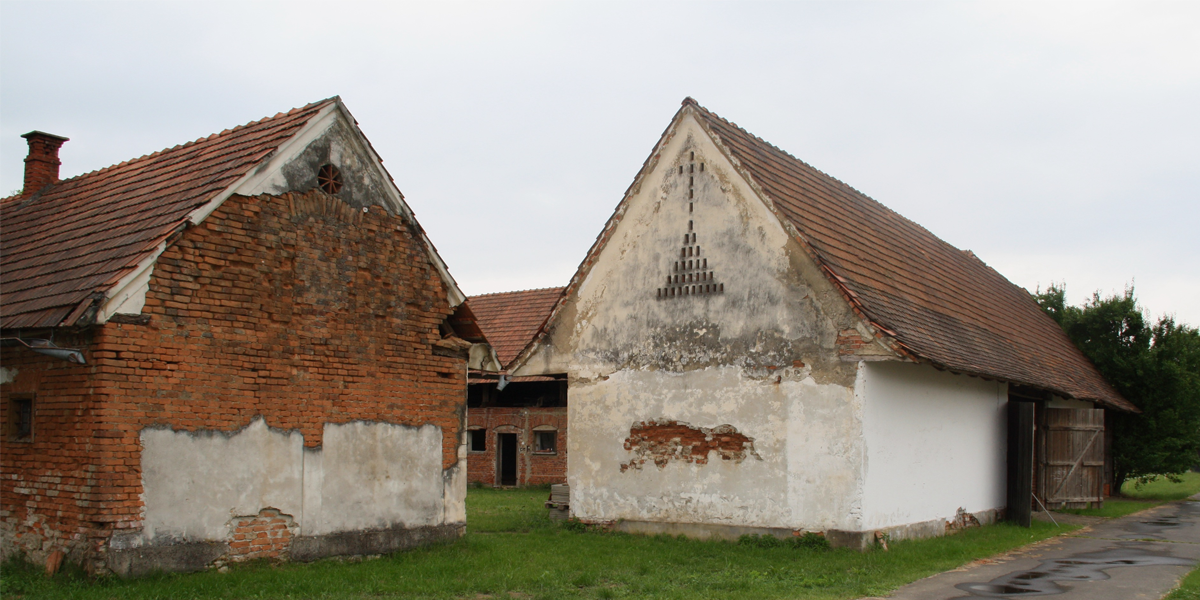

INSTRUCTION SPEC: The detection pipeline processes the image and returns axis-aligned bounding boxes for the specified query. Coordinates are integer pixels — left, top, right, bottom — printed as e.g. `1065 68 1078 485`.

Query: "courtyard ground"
2 486 1076 599
871 473 1200 600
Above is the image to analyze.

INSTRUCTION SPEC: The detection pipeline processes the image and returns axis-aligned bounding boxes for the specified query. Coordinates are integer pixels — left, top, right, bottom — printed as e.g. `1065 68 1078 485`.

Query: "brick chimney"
20 131 69 197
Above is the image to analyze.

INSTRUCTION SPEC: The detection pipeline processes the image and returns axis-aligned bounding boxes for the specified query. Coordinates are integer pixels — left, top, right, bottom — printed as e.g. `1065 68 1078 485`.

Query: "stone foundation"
607 506 1003 551
105 521 464 577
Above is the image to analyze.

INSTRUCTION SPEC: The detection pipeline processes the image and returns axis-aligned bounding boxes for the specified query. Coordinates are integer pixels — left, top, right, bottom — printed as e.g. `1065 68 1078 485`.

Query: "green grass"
2 487 1078 600
1124 472 1200 501
1057 472 1200 518
1165 563 1200 600
1057 498 1162 519
465 484 554 533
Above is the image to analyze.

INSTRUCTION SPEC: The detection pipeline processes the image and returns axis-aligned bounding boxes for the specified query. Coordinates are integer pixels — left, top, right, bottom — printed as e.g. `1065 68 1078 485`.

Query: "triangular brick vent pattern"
657 152 724 300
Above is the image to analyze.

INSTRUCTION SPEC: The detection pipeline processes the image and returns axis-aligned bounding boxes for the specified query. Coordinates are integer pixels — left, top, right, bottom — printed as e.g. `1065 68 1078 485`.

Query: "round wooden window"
317 164 343 194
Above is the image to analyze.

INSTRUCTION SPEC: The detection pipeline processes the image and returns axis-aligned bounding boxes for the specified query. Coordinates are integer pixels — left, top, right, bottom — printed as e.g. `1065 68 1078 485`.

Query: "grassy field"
2 486 1077 600
1058 472 1200 518
1124 472 1200 501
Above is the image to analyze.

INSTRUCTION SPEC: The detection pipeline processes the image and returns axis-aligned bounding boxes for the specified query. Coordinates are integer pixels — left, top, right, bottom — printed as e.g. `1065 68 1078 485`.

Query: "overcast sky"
3 1 1197 325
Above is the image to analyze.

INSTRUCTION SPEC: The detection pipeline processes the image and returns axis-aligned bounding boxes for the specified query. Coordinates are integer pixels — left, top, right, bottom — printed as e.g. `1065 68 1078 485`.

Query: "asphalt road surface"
863 498 1200 599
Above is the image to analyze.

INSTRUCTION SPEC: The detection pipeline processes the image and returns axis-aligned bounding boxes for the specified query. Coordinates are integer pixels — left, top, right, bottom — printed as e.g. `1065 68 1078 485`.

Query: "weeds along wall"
0 190 469 575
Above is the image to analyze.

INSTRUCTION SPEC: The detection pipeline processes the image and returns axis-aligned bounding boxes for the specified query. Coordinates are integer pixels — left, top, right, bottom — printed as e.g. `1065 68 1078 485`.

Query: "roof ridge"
686 99 850 187
684 99 1129 410
469 286 566 299
45 98 336 188
686 99 958 254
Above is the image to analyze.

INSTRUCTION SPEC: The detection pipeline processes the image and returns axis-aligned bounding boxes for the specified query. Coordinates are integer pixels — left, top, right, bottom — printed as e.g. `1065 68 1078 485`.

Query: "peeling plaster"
271 117 399 215
621 419 762 472
513 116 879 532
94 100 467 326
517 113 1000 539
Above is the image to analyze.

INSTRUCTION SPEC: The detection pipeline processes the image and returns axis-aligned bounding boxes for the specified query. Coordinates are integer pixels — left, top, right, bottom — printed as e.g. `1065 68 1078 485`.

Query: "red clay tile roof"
468 287 564 368
685 99 1133 411
1 99 335 329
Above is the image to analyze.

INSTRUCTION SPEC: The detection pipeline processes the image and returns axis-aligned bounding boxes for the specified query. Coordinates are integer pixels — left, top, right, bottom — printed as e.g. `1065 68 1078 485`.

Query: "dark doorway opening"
1007 400 1034 527
498 433 518 486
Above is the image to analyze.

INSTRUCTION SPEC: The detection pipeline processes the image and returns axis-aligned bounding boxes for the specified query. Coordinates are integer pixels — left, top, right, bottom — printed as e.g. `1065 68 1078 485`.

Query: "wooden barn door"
1038 408 1105 509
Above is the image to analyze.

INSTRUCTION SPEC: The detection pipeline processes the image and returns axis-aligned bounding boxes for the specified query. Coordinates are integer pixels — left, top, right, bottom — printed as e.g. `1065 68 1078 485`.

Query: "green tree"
1035 284 1200 488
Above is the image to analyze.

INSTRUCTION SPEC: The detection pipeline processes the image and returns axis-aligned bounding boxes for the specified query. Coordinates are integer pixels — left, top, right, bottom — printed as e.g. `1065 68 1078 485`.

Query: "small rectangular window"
469 429 487 452
9 396 33 441
534 431 557 454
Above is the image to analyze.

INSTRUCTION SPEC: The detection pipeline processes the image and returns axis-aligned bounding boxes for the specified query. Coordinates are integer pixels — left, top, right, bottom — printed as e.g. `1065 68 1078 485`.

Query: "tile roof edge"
914 357 1137 413
39 98 338 191
684 100 915 362
688 101 962 273
686 100 1134 412
324 98 467 309
506 102 695 374
468 286 567 299
66 100 338 326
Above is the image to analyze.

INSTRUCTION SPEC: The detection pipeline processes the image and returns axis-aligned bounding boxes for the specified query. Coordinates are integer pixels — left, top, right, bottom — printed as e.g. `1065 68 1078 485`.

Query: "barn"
508 98 1136 548
1 98 491 574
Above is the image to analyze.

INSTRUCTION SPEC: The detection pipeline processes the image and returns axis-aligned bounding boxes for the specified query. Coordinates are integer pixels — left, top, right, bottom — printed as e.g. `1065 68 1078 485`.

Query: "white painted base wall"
860 361 1008 531
139 418 464 544
570 361 1010 537
569 365 865 532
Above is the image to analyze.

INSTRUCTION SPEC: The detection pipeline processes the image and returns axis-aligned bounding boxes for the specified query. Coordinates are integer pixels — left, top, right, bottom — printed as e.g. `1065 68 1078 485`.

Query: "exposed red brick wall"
1 190 467 571
836 329 869 356
0 331 102 565
620 419 761 472
467 406 567 486
227 508 297 562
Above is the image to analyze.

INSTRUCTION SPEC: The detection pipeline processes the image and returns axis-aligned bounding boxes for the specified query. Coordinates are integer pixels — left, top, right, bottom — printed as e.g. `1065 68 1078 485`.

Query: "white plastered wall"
860 361 1008 531
569 367 864 531
519 113 877 532
139 418 460 544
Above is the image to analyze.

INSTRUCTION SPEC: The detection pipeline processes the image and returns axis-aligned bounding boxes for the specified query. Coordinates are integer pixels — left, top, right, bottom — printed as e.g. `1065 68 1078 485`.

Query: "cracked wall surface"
138 418 446 544
517 112 1009 539
2 188 468 574
517 115 880 532
621 419 761 472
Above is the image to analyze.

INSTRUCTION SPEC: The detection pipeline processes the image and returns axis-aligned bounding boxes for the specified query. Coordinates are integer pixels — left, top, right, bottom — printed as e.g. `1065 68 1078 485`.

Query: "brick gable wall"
1 190 467 572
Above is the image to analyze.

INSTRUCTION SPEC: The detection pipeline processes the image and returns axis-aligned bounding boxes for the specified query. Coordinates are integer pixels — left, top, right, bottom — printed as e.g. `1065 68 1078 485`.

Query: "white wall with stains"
139 418 461 544
518 114 890 532
518 110 1014 539
860 361 1008 530
568 367 866 531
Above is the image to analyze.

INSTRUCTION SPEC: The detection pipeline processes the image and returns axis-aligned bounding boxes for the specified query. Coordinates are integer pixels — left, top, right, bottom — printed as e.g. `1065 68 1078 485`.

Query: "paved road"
864 498 1200 599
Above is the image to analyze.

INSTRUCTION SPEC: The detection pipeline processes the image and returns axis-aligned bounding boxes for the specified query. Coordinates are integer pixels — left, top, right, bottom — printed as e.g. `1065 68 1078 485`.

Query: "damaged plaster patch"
621 419 762 472
274 117 397 214
225 508 298 562
0 367 16 384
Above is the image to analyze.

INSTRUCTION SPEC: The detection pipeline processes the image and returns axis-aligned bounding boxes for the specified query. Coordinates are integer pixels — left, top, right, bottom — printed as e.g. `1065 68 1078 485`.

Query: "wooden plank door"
1038 408 1105 509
